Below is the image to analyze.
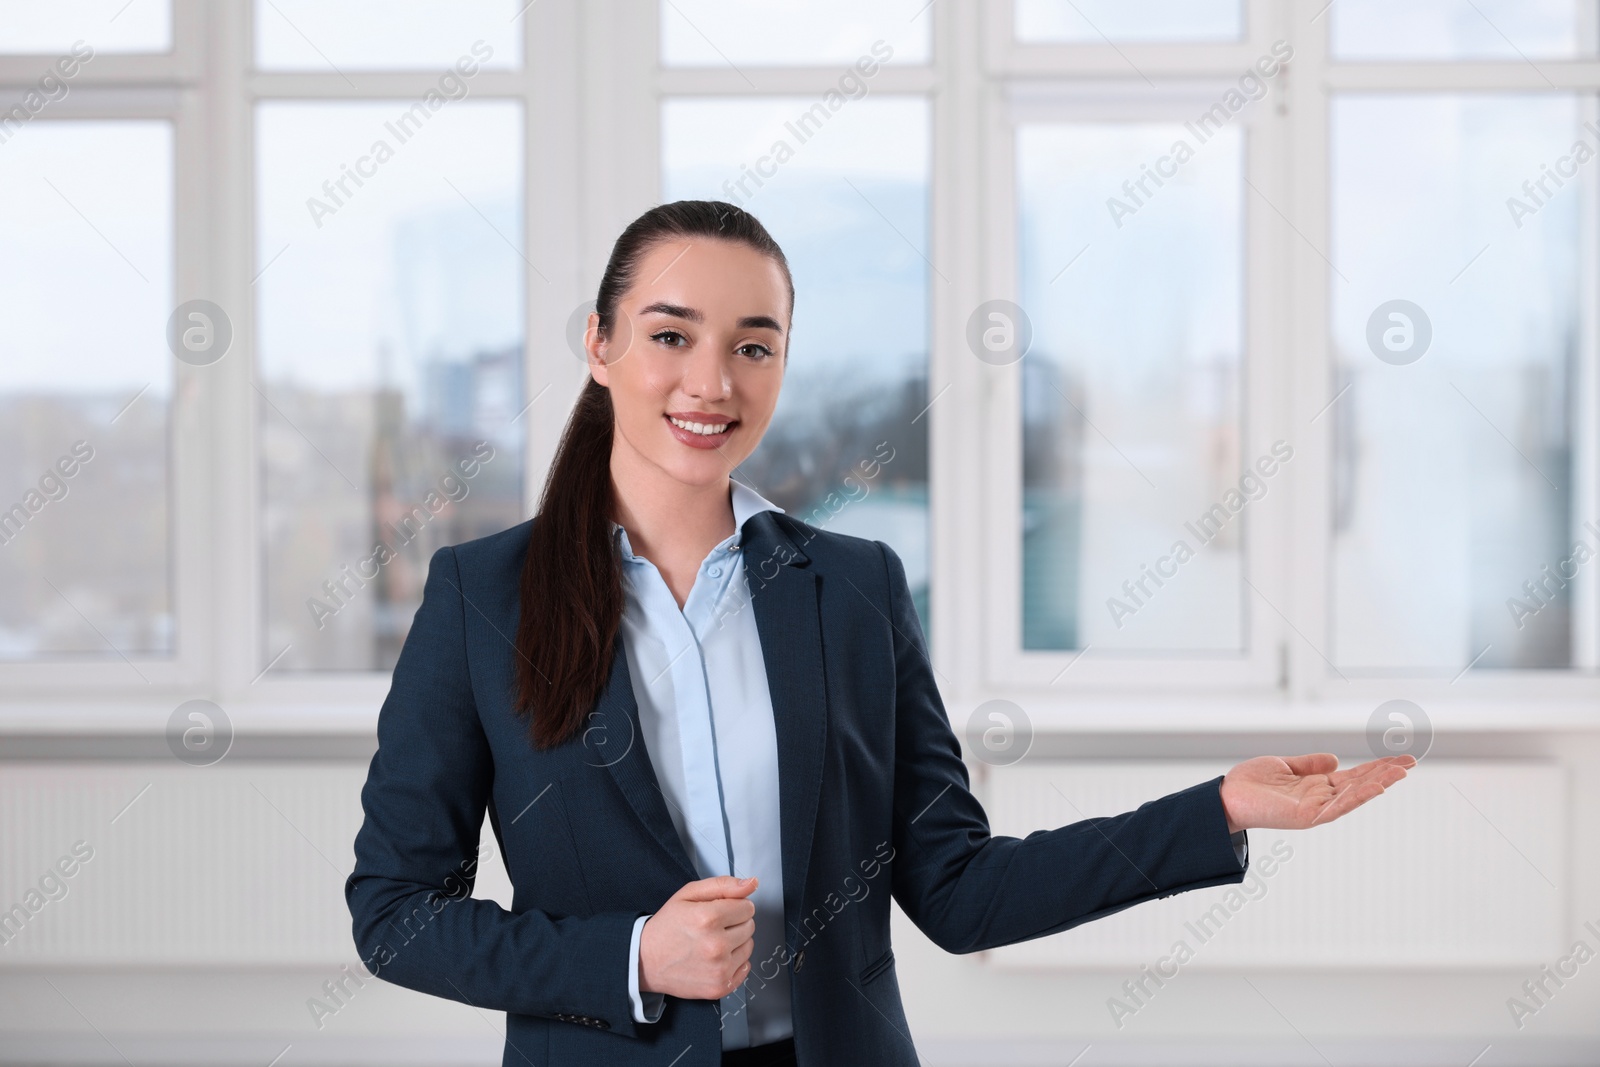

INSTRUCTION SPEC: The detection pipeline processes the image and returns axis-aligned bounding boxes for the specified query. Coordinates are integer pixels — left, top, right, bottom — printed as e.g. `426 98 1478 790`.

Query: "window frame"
978 0 1600 729
0 0 1596 732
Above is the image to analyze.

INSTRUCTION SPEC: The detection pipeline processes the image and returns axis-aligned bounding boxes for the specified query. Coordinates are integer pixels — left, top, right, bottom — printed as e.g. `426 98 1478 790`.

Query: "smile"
666 415 735 437
664 413 739 450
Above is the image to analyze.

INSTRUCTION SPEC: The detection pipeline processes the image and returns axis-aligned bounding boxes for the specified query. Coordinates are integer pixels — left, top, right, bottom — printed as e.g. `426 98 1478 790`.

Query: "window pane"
1331 0 1594 60
0 0 171 53
1018 123 1244 652
662 96 932 629
660 0 928 66
256 102 524 672
1331 94 1581 672
0 122 173 660
1016 0 1241 43
254 0 521 71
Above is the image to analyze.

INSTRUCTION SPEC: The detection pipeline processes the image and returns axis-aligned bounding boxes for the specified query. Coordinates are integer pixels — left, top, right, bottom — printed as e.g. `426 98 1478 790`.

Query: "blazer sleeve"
873 540 1249 955
345 545 650 1037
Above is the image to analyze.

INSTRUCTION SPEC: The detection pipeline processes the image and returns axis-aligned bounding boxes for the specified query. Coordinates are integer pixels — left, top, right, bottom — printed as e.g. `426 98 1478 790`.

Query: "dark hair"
511 200 795 749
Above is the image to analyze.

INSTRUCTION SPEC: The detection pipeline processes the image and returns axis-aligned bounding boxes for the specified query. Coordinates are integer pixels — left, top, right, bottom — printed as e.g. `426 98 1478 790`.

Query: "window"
660 0 930 66
0 0 172 54
1015 0 1242 44
1 1 1595 724
255 102 524 672
1330 1 1597 61
1016 119 1244 654
252 0 521 70
0 121 174 661
1330 94 1584 673
986 0 1598 708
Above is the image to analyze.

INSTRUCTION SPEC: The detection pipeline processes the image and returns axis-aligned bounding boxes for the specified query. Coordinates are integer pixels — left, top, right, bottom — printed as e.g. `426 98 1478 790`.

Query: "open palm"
1219 753 1416 833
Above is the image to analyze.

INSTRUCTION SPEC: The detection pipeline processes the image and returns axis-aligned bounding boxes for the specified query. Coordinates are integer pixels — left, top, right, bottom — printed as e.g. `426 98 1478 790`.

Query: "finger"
718 916 757 944
675 875 758 902
1326 758 1390 787
1329 755 1416 788
728 933 755 964
709 896 758 927
1282 752 1339 777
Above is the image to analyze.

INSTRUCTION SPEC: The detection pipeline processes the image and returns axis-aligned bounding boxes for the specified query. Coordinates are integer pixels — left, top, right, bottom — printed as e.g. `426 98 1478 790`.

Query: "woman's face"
588 236 789 491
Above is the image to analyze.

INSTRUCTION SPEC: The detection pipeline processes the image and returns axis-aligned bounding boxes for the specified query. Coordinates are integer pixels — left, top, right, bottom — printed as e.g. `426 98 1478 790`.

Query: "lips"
664 413 738 450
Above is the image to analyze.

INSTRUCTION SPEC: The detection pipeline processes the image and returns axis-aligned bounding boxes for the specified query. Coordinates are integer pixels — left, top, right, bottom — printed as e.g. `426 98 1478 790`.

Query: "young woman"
347 200 1415 1067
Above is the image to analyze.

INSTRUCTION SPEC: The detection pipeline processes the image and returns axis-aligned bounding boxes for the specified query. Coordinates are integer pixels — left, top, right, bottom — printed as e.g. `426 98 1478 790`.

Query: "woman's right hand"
638 875 759 1000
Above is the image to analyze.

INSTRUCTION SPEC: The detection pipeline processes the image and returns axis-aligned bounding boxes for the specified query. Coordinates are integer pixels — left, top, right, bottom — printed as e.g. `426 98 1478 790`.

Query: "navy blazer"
347 509 1250 1066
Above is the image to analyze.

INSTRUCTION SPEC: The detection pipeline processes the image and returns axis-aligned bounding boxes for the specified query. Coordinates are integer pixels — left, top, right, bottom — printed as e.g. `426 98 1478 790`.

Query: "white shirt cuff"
1230 829 1248 867
628 914 666 1024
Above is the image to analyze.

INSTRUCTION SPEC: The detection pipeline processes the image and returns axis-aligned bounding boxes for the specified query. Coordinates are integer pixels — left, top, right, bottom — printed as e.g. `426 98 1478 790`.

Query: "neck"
609 444 735 564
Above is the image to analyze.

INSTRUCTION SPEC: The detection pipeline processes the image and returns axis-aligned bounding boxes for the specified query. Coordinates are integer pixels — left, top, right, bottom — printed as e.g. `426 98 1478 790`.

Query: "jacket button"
793 949 806 972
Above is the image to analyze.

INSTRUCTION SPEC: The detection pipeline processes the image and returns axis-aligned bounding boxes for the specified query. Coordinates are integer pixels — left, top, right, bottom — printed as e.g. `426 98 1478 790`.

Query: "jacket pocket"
860 946 895 985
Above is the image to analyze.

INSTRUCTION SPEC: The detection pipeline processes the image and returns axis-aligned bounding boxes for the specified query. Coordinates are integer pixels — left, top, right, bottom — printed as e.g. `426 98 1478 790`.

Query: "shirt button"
793 949 806 972
708 565 722 578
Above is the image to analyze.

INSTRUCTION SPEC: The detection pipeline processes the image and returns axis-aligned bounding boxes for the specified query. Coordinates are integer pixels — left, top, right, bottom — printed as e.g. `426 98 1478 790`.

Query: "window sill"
1 695 1598 738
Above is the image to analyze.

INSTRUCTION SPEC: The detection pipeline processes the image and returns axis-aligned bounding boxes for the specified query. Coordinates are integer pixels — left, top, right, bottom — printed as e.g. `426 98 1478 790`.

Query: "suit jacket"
346 509 1250 1067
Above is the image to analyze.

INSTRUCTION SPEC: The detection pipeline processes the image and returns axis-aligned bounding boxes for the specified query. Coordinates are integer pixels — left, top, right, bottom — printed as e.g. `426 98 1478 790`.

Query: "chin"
658 453 736 486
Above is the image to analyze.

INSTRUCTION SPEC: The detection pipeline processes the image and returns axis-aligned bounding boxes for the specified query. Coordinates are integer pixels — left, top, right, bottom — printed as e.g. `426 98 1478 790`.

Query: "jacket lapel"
741 512 828 945
595 631 702 882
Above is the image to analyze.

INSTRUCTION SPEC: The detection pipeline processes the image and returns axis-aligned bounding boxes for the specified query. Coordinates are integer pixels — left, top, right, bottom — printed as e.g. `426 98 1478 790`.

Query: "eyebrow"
637 301 785 335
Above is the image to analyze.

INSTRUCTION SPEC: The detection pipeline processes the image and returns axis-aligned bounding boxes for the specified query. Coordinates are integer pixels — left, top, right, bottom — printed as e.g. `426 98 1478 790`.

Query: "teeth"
669 416 731 436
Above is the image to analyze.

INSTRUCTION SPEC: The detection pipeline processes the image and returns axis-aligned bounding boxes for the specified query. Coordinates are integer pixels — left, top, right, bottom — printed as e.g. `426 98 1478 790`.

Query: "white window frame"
0 0 1596 734
971 0 1600 731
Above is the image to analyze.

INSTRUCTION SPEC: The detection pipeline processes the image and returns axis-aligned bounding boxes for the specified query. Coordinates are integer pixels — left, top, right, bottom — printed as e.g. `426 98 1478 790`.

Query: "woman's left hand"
1219 753 1417 833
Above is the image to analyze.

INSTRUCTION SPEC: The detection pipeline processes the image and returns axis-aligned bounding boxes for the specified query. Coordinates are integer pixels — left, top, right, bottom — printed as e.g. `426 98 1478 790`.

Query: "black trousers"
721 1037 797 1066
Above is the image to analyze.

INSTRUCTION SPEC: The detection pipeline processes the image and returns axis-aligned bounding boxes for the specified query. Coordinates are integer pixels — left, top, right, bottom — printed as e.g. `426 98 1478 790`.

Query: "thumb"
674 875 759 902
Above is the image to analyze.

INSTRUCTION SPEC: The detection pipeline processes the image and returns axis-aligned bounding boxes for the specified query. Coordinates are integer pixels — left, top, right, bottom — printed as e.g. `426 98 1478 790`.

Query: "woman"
346 200 1414 1067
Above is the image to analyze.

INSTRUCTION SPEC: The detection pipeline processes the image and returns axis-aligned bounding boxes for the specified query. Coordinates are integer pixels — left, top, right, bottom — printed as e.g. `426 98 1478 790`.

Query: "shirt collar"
610 479 785 561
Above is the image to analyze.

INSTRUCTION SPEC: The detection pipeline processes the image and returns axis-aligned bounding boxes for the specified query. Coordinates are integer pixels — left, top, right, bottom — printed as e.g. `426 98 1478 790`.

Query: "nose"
682 338 731 401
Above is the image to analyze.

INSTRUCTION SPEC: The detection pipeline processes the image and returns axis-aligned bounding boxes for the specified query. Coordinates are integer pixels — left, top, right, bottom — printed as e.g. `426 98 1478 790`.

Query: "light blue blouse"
611 478 792 1049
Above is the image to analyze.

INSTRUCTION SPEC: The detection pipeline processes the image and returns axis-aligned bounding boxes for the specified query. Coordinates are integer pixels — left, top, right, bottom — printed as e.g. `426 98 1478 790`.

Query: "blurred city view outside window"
256 102 524 672
1330 94 1583 671
0 122 174 660
1017 122 1244 654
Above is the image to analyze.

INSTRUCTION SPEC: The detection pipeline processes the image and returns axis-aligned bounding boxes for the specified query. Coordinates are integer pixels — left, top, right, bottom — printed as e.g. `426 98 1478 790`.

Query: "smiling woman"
513 202 794 752
347 198 1415 1067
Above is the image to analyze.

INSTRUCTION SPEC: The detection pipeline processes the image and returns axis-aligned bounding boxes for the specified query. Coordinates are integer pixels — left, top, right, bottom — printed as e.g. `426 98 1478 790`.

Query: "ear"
586 312 610 387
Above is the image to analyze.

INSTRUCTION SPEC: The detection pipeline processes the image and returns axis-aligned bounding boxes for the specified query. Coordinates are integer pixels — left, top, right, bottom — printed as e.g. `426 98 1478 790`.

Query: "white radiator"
981 760 1566 969
0 762 513 966
0 759 1565 968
